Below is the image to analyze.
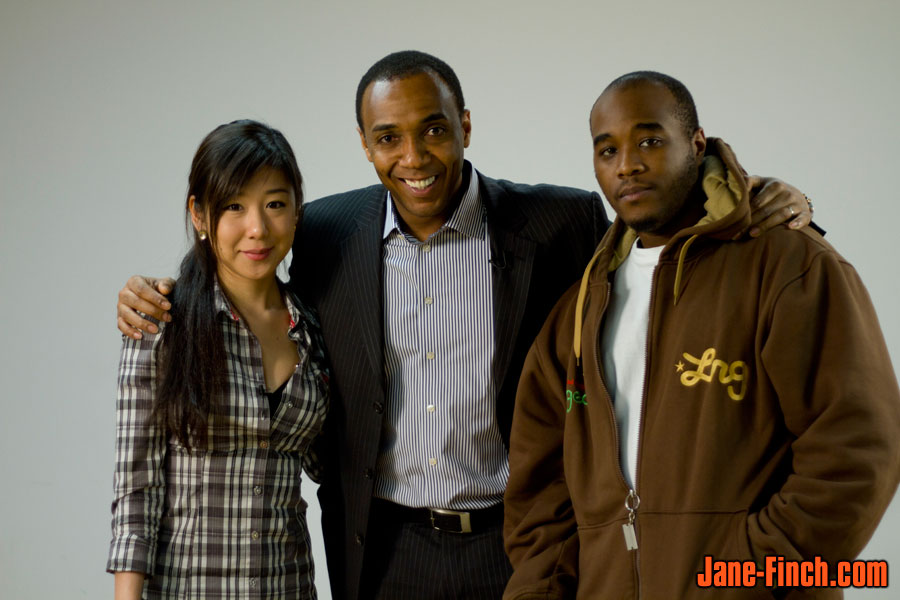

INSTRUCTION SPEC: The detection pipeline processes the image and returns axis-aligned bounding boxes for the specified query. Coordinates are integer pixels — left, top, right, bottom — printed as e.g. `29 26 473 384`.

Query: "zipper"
623 489 640 549
592 280 643 597
633 262 662 598
595 260 661 599
592 281 626 490
626 489 642 599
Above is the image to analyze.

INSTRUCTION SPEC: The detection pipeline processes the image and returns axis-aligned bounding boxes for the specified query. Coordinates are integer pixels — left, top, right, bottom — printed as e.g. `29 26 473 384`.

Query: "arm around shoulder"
117 275 175 339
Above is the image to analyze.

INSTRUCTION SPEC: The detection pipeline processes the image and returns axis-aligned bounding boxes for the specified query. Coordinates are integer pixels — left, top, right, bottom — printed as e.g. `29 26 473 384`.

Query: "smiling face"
191 167 297 290
358 71 471 241
590 80 707 248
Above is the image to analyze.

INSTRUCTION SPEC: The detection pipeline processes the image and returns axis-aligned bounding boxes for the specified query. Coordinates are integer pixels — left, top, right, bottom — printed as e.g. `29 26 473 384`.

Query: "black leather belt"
373 499 504 534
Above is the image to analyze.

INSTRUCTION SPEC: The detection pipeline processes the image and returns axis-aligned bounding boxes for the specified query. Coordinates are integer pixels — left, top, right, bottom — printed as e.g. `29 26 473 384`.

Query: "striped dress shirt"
108 282 329 599
376 168 508 510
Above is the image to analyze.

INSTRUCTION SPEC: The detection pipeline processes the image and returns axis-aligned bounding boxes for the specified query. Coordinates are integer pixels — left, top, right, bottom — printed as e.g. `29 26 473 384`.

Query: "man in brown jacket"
503 72 900 599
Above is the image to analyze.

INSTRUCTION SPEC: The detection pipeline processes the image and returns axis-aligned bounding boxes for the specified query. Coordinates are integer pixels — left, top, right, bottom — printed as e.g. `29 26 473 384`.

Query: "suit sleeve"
300 314 331 484
751 251 900 563
289 220 313 302
504 333 579 599
107 326 168 575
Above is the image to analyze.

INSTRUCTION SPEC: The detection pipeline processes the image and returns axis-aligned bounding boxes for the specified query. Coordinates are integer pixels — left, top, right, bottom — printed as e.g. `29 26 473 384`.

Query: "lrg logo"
677 347 748 401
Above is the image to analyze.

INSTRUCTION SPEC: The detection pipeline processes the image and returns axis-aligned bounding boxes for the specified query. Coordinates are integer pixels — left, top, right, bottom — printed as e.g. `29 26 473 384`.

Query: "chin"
625 215 666 234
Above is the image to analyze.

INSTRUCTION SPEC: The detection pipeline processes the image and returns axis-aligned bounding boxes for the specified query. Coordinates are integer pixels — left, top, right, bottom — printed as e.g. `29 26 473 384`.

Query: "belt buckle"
429 508 472 533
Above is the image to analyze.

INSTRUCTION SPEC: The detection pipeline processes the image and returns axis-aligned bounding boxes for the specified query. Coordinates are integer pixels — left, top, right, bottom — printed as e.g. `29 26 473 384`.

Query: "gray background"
2 0 898 597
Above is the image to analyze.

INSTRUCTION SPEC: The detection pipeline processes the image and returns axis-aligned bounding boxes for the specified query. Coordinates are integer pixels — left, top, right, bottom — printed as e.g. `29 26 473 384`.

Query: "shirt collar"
213 278 235 318
382 161 484 241
213 276 307 335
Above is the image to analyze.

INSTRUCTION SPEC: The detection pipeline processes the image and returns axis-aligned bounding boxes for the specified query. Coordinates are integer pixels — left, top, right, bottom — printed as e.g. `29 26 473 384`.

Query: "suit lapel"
480 173 537 391
342 188 387 386
336 175 540 393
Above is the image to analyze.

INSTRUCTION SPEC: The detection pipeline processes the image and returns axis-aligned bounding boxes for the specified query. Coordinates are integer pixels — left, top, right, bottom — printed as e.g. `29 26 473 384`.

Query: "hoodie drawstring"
573 249 605 366
673 234 699 306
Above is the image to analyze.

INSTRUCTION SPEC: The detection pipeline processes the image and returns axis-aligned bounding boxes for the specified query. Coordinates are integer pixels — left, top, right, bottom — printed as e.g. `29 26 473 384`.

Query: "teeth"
404 176 436 190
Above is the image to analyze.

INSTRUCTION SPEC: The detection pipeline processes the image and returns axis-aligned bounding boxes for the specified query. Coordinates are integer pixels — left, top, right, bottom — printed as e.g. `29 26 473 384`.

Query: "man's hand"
746 176 813 238
117 276 175 339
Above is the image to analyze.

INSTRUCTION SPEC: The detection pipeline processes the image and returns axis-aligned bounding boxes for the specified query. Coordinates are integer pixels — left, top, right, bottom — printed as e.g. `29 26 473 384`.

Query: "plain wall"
1 0 898 597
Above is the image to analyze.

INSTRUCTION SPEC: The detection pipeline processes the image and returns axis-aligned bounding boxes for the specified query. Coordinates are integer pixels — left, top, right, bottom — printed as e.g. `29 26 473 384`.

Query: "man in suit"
116 51 812 599
290 52 608 599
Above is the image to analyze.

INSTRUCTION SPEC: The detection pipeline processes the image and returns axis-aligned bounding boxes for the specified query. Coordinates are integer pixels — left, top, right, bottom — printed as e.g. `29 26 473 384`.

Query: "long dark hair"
153 119 304 448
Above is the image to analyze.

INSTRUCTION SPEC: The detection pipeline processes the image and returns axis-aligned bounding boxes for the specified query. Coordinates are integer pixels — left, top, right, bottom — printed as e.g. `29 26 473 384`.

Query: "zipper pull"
622 489 640 551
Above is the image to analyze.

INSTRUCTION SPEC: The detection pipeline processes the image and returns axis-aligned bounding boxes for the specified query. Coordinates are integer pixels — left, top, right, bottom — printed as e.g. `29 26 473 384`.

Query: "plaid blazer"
107 283 329 599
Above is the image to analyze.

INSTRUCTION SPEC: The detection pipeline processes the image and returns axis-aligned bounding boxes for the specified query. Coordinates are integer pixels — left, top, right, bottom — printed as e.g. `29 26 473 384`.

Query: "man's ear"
461 109 472 148
358 127 373 163
692 127 707 163
188 195 206 232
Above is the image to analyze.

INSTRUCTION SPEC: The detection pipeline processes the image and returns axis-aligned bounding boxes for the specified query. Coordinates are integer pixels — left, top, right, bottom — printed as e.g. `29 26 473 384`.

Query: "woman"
107 120 328 599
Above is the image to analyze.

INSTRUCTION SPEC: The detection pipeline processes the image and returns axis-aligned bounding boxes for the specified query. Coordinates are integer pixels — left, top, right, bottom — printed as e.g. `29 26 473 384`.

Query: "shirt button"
426 351 435 360
251 530 260 540
424 296 433 305
373 402 384 414
249 577 257 588
253 485 262 495
426 404 435 413
259 441 269 449
355 533 365 546
422 244 432 253
285 401 293 409
428 458 437 466
364 468 374 479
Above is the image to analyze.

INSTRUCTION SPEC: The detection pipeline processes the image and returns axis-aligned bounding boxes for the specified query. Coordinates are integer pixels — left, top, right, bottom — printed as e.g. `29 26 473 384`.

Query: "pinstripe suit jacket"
289 167 609 599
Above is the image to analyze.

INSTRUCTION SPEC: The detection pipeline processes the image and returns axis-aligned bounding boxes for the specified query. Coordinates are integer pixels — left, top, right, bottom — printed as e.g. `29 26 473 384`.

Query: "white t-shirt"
600 240 663 489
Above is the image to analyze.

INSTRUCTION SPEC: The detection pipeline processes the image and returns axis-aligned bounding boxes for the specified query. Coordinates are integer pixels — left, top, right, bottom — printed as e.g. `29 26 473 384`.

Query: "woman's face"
198 167 298 290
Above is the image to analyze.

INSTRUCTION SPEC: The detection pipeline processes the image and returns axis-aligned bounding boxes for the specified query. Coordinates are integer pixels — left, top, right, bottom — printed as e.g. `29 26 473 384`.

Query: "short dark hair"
603 71 700 135
355 50 466 129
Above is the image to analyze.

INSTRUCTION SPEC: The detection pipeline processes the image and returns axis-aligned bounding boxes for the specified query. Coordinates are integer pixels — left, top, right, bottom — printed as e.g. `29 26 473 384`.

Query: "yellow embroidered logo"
676 347 748 401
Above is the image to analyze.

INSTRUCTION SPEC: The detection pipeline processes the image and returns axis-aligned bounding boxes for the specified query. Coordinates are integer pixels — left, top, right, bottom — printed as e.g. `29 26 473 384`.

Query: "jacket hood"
573 137 750 364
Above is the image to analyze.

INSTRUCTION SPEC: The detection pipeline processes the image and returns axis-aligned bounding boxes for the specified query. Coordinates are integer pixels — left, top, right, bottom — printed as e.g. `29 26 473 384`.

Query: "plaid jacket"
107 283 328 599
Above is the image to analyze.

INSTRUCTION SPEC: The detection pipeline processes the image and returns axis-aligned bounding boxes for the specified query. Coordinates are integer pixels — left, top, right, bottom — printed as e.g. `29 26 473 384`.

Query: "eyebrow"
237 187 290 197
370 112 449 134
593 122 665 146
634 122 664 132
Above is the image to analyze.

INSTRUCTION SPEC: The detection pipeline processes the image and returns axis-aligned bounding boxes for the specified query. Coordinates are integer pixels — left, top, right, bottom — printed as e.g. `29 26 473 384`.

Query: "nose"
616 146 647 178
399 136 427 169
246 206 269 238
